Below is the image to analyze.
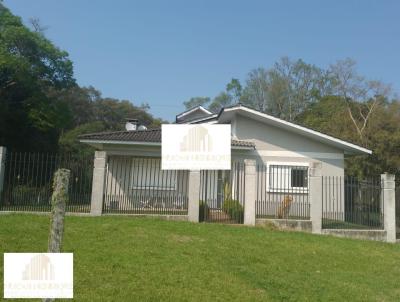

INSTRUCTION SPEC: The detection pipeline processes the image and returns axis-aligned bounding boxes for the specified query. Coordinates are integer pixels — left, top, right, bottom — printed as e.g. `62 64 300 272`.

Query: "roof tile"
79 129 255 148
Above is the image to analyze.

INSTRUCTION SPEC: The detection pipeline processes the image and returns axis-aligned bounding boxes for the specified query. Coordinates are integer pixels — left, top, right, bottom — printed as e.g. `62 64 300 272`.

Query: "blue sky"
5 0 400 121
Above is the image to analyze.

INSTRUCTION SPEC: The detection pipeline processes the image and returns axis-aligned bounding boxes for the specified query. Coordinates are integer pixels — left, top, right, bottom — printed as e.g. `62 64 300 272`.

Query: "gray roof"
79 129 255 148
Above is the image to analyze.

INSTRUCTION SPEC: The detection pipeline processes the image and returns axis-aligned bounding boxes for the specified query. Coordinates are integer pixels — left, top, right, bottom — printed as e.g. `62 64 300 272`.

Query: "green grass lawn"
1 214 400 301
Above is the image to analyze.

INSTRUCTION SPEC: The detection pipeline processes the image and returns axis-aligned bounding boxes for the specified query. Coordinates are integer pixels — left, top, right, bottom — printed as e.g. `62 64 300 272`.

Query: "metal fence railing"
255 164 310 220
103 156 188 215
0 151 93 213
322 176 384 230
199 162 245 224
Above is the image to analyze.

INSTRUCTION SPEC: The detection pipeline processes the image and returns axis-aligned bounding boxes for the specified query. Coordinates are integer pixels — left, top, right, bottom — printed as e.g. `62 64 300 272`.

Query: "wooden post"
43 169 70 302
48 168 70 253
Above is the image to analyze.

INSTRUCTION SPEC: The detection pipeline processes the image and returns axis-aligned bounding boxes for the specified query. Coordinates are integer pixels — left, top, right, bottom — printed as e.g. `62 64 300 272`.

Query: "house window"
291 168 308 188
131 159 177 190
268 163 308 192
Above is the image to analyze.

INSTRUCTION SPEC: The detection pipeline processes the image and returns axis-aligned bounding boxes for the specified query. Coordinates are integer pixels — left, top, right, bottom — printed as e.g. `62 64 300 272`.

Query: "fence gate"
0 151 93 213
199 162 245 224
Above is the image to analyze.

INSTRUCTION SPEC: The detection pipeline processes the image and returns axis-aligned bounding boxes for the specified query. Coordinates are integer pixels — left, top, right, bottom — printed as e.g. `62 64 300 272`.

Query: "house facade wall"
94 114 350 217
231 114 345 218
232 114 344 177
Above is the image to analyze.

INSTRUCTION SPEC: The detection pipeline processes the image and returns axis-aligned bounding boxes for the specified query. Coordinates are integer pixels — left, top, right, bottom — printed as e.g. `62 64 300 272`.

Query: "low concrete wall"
103 213 189 221
256 219 312 232
0 211 188 221
322 229 387 242
0 211 91 217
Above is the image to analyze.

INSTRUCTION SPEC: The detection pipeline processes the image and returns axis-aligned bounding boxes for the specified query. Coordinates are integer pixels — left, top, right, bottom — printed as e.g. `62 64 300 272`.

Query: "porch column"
309 162 322 234
0 147 6 197
244 159 256 226
90 151 107 216
188 170 200 222
381 173 396 243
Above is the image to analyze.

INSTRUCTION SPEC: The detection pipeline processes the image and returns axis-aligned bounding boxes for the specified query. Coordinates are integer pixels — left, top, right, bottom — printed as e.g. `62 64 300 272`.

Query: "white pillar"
188 170 200 222
0 147 6 197
244 159 256 226
309 162 322 234
381 173 396 243
90 151 107 216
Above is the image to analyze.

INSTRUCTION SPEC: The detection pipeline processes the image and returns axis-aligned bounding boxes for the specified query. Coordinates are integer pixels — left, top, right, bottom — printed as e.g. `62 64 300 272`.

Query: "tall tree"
297 96 400 178
242 57 330 121
329 58 391 145
209 92 232 113
183 97 210 109
208 78 243 113
0 4 164 153
226 78 242 104
0 3 75 151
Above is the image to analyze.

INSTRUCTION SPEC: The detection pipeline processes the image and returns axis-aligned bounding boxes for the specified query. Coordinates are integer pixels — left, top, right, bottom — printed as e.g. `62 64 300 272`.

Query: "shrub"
222 199 244 222
199 200 210 222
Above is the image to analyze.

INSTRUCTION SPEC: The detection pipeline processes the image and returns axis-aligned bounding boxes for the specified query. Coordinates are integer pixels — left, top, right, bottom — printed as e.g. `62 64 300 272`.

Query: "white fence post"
90 151 107 216
309 162 322 234
188 170 200 222
0 147 6 198
244 159 256 226
382 173 396 243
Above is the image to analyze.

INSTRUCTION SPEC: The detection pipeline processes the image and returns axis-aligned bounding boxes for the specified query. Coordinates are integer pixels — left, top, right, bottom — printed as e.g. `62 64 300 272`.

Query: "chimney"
125 119 138 131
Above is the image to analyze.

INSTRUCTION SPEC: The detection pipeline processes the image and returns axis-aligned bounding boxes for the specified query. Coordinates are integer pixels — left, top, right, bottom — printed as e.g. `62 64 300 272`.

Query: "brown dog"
277 195 293 219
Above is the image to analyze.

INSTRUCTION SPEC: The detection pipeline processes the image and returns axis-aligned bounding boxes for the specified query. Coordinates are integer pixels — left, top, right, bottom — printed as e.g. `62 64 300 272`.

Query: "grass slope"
0 214 399 301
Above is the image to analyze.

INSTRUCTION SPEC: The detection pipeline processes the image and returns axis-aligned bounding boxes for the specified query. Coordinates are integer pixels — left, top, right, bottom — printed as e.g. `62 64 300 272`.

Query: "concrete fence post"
90 151 107 216
309 162 322 234
188 170 200 222
244 159 256 226
381 173 396 243
0 146 6 198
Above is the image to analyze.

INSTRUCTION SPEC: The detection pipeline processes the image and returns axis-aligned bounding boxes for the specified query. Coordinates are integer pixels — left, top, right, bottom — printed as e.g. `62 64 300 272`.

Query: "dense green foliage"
0 4 163 153
1 214 400 301
222 199 244 222
298 96 400 178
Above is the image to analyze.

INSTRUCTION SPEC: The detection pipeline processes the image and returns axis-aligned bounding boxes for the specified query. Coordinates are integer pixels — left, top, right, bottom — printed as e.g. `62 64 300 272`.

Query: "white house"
80 104 371 222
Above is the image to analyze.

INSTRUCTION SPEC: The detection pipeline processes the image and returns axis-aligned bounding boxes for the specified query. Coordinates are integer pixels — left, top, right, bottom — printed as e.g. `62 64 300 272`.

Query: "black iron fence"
322 176 383 229
0 151 93 213
199 162 245 224
103 156 188 215
255 164 310 219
